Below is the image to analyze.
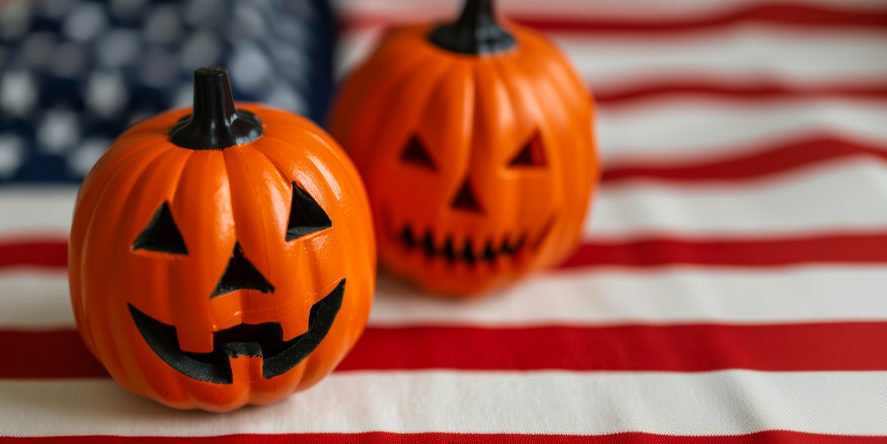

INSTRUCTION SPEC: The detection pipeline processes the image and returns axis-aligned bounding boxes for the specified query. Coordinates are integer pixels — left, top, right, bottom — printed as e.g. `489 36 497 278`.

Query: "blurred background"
2 0 887 438
0 0 884 185
0 0 335 183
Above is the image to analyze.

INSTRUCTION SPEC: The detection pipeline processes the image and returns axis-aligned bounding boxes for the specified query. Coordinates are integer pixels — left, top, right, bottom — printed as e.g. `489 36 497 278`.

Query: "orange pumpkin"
330 0 598 295
69 67 375 412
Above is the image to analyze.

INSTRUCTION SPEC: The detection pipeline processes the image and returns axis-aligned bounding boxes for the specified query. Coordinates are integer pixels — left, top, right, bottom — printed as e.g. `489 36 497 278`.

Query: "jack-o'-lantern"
330 0 598 295
69 67 375 412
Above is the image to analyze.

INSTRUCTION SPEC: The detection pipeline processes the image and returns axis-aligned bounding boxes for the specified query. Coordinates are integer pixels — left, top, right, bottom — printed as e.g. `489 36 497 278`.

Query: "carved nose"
211 242 275 298
450 179 483 214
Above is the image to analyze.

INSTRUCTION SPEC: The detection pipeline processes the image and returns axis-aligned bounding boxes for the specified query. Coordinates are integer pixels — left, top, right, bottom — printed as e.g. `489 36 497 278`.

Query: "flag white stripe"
590 158 887 239
334 0 887 22
0 186 74 237
3 371 887 435
559 29 887 86
0 271 74 328
373 267 887 326
596 100 887 164
337 28 887 84
6 265 887 329
2 160 886 241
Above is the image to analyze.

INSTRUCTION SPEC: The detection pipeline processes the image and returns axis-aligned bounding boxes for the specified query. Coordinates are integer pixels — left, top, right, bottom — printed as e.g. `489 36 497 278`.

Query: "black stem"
169 67 263 150
428 0 516 55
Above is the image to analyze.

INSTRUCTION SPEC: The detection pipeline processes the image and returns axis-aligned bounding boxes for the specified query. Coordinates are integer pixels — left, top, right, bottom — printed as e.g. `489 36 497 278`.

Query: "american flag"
2 0 887 442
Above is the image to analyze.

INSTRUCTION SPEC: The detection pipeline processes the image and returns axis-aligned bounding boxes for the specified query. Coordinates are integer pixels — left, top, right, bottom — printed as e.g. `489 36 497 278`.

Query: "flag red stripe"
342 4 887 33
3 431 887 443
4 232 887 271
601 136 887 183
4 322 887 378
0 330 107 378
594 81 887 104
344 322 887 371
562 232 887 269
0 239 67 269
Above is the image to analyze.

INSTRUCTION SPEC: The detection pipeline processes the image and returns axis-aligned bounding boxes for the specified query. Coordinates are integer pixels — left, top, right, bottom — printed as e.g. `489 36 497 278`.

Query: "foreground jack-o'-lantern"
69 67 375 412
330 0 598 295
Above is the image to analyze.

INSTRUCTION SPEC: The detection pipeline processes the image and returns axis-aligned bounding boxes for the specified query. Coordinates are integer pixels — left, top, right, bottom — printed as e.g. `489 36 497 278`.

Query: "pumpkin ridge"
348 48 453 165
336 31 435 122
80 141 177 269
131 149 193 255
92 145 184 391
255 136 363 305
520 32 590 119
526 56 595 264
499 55 566 265
78 134 167 198
252 139 293 188
483 53 539 174
72 136 168 264
257 135 343 237
94 131 164 162
167 151 234 361
412 57 474 173
327 31 426 140
234 147 285 304
220 147 276 310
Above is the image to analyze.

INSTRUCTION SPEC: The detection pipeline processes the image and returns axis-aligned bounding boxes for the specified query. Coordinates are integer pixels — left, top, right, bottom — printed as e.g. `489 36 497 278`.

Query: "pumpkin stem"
169 67 263 150
428 0 516 55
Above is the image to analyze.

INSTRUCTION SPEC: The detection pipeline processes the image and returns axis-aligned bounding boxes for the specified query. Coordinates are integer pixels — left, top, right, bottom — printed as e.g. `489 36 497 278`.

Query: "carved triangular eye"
286 182 332 241
508 132 546 168
400 135 436 170
132 202 188 255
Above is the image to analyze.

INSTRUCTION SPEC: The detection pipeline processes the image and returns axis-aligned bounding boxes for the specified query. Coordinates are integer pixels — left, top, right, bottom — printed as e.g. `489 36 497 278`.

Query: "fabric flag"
2 0 887 442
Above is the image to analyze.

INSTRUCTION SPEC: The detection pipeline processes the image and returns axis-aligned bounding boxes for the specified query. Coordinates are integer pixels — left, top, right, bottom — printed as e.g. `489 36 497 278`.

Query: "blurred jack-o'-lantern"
69 67 375 412
330 0 598 295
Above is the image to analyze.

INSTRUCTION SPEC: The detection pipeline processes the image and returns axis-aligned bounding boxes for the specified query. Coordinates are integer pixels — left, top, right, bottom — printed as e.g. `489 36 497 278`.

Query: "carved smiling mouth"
394 220 553 265
128 279 345 384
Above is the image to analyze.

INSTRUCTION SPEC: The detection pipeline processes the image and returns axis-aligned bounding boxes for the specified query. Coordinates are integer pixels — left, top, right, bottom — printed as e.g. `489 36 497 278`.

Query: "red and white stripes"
2 0 887 441
3 371 887 437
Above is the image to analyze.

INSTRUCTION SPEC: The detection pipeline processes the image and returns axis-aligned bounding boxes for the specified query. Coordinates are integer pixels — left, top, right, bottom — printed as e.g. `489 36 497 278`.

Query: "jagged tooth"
225 342 262 358
462 238 476 265
515 232 527 252
422 230 436 257
483 239 496 262
401 225 415 248
500 234 514 256
443 236 456 264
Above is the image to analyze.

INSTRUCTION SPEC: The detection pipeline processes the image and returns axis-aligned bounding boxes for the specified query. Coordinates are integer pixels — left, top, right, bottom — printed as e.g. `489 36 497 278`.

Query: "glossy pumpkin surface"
330 0 598 295
69 68 375 412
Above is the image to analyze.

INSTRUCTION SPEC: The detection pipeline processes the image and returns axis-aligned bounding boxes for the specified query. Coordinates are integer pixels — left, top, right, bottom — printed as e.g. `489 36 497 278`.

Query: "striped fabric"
2 0 887 441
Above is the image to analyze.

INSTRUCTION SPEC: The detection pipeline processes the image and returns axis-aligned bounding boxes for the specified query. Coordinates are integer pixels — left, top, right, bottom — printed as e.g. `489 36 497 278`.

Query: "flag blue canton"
0 0 335 183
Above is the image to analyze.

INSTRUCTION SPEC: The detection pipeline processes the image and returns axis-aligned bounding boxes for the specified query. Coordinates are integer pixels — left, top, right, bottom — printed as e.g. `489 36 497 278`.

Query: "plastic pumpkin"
69 67 376 412
330 0 598 295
